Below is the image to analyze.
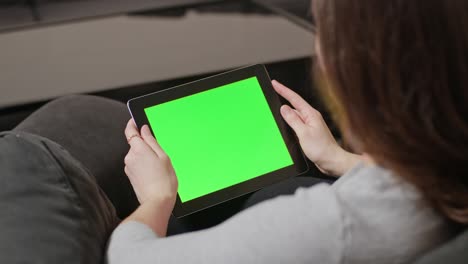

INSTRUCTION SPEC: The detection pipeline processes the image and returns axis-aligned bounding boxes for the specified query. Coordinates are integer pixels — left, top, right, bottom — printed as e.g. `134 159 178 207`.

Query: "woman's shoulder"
315 163 457 263
332 163 422 201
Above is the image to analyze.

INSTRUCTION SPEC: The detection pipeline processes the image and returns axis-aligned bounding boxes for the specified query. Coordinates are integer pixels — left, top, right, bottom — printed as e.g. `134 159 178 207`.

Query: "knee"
45 94 129 119
49 94 125 111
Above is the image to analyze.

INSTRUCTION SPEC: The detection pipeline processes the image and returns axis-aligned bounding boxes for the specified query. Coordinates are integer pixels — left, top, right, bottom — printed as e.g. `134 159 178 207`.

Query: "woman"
107 0 468 263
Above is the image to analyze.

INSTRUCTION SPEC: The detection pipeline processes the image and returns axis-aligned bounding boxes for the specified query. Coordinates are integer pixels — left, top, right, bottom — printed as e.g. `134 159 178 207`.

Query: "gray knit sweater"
106 164 455 264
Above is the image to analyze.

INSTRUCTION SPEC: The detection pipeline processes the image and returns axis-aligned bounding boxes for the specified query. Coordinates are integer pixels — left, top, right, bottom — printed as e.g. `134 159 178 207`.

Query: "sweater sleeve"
106 184 344 264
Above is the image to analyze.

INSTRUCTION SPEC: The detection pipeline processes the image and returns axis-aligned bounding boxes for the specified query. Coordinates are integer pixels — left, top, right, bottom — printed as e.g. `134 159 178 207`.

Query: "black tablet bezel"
128 64 308 217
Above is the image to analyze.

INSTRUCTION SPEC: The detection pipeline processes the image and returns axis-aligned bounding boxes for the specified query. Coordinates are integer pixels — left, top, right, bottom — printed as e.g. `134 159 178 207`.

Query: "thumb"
280 105 306 136
140 125 166 157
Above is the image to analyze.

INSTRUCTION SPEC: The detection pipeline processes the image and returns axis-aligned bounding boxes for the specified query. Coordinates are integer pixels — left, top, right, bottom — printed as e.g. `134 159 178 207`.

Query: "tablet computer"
128 64 308 217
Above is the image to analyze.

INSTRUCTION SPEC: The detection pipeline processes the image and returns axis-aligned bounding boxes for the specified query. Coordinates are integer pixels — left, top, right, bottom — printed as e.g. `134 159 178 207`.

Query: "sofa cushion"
0 132 119 264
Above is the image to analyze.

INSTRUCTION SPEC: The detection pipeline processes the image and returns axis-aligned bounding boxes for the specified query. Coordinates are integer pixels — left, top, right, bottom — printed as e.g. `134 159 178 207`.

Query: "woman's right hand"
124 120 178 205
272 80 361 176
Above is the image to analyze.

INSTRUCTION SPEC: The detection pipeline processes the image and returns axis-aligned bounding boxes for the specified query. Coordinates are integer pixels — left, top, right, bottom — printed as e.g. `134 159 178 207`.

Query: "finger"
125 119 140 140
125 119 154 152
125 120 151 153
272 80 316 116
293 109 305 122
280 105 307 136
124 152 135 165
124 165 131 177
140 125 167 157
124 153 130 165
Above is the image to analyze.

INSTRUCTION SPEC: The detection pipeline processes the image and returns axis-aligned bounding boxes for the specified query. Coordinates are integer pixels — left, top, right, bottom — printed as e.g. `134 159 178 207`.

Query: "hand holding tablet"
124 121 178 205
128 65 308 217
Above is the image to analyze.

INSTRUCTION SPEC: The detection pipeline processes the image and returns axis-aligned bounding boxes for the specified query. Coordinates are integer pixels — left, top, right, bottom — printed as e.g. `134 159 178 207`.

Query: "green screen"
144 76 293 202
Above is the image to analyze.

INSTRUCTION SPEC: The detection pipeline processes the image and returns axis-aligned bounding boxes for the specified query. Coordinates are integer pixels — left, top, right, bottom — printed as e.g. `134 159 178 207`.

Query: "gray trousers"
13 95 139 218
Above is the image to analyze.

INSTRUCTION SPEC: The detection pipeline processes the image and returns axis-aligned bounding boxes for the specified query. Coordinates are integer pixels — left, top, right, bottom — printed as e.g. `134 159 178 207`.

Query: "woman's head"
313 0 468 224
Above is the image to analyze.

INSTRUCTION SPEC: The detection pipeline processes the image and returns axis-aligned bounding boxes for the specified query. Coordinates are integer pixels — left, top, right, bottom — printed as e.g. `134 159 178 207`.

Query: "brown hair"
314 0 468 224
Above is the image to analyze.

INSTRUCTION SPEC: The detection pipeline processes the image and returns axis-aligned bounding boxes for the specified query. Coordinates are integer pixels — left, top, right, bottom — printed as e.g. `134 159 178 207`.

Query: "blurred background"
0 0 325 135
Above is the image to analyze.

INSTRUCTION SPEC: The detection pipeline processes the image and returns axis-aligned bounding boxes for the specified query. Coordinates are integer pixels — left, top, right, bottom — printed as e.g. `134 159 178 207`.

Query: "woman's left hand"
124 119 178 206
